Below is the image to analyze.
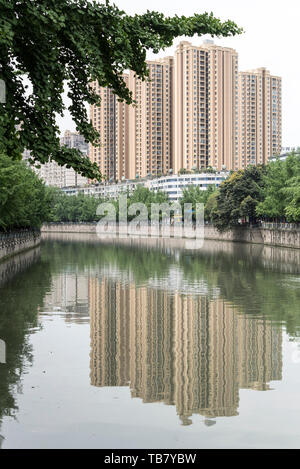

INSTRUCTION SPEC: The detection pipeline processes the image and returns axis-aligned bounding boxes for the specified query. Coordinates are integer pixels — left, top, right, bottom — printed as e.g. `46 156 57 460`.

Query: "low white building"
63 172 228 201
269 148 300 163
63 179 141 198
146 173 228 201
281 146 299 154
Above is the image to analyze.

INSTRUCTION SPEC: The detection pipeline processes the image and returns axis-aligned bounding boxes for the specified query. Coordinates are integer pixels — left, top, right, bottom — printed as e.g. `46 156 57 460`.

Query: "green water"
0 234 300 449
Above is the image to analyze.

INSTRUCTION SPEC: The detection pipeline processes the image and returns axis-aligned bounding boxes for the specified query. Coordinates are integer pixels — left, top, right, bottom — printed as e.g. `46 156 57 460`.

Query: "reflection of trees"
42 240 173 284
43 237 300 337
179 244 300 337
0 251 52 427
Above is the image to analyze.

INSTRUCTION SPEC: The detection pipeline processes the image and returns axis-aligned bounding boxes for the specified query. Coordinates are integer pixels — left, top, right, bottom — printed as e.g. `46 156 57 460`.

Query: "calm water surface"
0 234 300 449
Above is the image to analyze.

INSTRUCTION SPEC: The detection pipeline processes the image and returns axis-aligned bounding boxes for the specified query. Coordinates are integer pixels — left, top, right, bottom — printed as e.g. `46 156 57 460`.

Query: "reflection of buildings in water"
89 278 282 425
43 272 90 323
148 266 221 298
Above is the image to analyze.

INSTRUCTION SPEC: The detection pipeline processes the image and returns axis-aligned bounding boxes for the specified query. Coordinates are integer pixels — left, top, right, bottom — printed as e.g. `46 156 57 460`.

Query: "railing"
0 229 40 243
261 222 300 230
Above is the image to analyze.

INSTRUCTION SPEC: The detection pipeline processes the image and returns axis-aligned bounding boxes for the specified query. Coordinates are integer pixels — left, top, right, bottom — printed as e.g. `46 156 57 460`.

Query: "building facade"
90 41 282 179
128 58 174 179
238 68 282 167
63 171 228 202
89 84 118 181
174 40 239 173
24 130 89 188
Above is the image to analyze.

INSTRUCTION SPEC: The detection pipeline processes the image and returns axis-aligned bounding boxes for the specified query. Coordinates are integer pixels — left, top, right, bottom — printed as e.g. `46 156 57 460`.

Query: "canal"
0 234 299 449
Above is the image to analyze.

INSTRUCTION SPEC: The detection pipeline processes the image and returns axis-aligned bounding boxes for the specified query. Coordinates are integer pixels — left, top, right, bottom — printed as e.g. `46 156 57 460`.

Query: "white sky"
57 0 300 146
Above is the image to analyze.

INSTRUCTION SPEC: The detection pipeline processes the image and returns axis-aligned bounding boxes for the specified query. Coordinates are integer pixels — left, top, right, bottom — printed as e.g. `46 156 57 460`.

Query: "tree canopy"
0 152 49 231
45 187 103 223
256 153 300 222
180 184 218 220
0 0 242 178
212 165 266 231
45 184 169 223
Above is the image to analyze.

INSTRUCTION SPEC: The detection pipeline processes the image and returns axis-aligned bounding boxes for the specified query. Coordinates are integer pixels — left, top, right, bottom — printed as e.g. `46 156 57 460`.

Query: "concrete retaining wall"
41 223 300 250
0 230 41 262
0 246 41 286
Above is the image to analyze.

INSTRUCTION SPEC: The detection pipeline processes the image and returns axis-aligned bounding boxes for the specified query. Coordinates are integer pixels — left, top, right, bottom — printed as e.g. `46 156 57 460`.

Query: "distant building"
281 146 299 154
62 171 228 202
60 130 88 153
23 130 89 188
269 147 300 163
238 68 282 167
146 172 228 201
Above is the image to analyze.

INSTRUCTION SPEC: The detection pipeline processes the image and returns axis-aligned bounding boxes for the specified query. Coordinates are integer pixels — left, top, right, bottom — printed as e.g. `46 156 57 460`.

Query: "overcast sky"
57 0 300 146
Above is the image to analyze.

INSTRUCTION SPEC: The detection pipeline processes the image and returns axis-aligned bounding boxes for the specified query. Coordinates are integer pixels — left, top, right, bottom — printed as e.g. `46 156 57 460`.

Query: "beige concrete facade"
128 57 174 179
89 83 118 180
174 41 239 173
238 68 282 167
90 42 282 178
90 60 173 181
115 74 130 180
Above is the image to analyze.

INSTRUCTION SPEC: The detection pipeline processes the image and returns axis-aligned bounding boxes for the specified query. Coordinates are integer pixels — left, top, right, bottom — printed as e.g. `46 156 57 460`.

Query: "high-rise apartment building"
238 68 282 167
90 60 173 181
89 83 118 180
174 40 239 173
115 74 130 180
90 41 281 178
90 76 130 181
128 57 174 179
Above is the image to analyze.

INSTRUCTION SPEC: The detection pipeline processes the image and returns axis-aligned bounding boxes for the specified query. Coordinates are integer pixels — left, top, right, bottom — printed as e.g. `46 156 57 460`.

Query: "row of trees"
2 150 299 232
180 152 300 231
0 153 170 229
46 185 170 223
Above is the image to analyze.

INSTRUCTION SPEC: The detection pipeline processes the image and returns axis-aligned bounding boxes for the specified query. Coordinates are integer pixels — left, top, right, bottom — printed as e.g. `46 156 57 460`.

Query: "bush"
0 153 49 231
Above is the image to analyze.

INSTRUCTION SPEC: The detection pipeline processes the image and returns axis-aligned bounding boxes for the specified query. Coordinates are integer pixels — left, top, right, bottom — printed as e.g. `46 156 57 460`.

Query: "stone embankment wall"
0 230 41 262
0 246 41 287
41 223 300 250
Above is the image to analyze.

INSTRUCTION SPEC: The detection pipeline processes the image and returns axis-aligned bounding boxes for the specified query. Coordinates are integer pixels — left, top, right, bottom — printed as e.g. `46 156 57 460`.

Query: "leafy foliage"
45 188 103 223
212 166 266 231
127 185 169 221
0 0 242 178
180 184 218 220
0 152 49 231
46 184 169 223
256 153 300 222
205 190 219 222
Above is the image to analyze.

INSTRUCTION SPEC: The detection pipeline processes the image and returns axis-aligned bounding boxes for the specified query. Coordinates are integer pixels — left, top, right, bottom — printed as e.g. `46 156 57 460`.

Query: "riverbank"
41 223 300 250
0 246 41 287
0 230 41 263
